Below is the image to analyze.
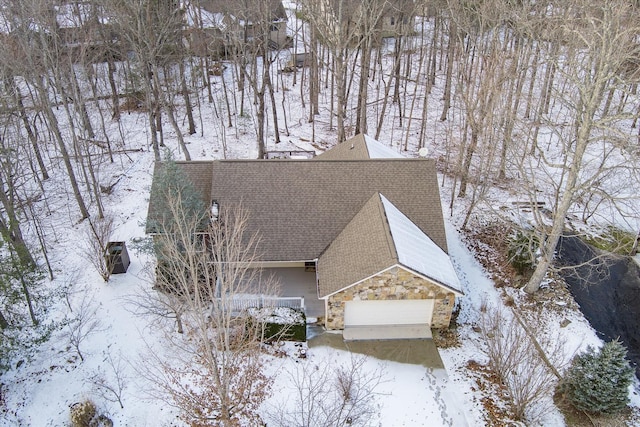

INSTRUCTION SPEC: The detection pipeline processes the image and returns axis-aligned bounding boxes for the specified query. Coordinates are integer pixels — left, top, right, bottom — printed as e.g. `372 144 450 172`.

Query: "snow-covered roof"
315 133 403 161
381 194 462 294
55 3 109 29
317 191 459 298
183 3 225 30
363 134 403 158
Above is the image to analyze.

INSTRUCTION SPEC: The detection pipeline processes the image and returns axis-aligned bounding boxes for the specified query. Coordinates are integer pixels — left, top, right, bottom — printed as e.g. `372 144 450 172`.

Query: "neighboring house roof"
182 3 225 30
315 134 403 160
55 3 109 28
200 0 287 22
317 193 462 298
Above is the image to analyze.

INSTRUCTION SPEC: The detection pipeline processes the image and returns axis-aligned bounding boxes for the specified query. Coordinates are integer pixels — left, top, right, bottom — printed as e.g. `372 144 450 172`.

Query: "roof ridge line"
377 193 399 263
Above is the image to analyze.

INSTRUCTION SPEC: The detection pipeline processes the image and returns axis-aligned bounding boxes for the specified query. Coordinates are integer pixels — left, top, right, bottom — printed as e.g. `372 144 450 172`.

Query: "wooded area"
0 0 639 369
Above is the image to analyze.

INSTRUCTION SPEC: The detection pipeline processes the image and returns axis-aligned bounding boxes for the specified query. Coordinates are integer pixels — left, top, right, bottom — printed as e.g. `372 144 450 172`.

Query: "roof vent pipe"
211 200 219 221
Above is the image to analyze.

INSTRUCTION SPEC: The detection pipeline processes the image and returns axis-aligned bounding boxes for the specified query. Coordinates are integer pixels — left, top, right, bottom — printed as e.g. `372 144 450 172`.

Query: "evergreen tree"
146 155 207 235
563 339 635 414
146 155 209 292
0 241 53 372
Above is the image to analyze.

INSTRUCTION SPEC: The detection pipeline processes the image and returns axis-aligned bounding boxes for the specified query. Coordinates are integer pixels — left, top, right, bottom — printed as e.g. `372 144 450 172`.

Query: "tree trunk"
37 81 90 220
458 127 478 198
19 269 38 326
335 51 347 142
525 47 608 293
12 83 49 180
439 21 456 121
375 39 402 139
355 35 371 135
69 67 95 140
107 56 121 121
0 309 8 330
179 61 196 135
265 65 280 144
166 103 191 161
144 64 161 161
256 89 266 158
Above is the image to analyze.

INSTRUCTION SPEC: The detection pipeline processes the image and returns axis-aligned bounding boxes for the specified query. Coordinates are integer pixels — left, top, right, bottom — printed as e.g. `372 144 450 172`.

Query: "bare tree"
267 354 385 427
106 0 184 161
8 0 92 220
227 0 289 157
124 272 189 334
0 119 37 268
523 1 640 293
301 0 385 142
479 305 565 423
90 348 129 409
140 161 280 426
64 290 102 362
83 216 115 282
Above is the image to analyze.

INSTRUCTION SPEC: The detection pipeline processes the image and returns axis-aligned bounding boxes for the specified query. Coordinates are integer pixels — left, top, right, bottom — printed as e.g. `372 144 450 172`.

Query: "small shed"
105 241 130 274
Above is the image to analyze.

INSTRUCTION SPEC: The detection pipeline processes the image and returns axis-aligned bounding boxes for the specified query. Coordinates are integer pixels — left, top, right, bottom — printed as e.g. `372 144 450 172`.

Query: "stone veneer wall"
325 266 456 330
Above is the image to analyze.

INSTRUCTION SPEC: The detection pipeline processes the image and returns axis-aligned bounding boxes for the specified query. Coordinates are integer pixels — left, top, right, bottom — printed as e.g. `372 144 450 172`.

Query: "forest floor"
2 3 640 423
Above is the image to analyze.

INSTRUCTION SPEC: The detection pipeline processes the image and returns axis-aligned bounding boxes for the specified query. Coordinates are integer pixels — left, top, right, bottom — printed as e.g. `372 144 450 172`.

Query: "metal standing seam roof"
380 194 462 294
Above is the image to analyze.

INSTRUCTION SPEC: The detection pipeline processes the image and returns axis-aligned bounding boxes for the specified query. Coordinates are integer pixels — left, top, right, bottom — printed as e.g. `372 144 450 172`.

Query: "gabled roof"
208 157 446 261
317 193 462 298
317 193 398 297
315 133 403 160
146 135 456 295
380 194 461 294
183 3 226 30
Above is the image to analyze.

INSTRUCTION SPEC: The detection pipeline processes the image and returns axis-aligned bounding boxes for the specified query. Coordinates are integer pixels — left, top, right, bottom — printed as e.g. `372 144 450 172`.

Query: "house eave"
398 263 464 297
247 259 315 269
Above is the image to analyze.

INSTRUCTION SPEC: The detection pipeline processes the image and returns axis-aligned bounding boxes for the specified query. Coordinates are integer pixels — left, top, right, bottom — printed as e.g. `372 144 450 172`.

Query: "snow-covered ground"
3 120 636 425
2 5 640 426
0 155 504 426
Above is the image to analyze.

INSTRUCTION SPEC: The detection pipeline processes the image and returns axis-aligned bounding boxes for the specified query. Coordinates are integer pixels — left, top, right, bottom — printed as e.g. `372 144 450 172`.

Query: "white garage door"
344 299 434 327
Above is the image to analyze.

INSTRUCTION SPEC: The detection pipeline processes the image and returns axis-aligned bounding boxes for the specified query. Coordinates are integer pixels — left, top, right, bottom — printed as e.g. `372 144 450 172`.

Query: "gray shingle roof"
146 135 453 298
315 134 370 160
315 133 403 160
317 193 462 298
317 193 397 297
208 158 447 261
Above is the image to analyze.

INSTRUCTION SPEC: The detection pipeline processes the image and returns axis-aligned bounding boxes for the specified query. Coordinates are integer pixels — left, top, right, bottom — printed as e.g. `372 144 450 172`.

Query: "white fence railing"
216 296 305 312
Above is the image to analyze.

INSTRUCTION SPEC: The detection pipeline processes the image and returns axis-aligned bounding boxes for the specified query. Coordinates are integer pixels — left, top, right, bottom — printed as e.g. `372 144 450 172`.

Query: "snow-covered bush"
562 339 634 414
247 306 306 342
